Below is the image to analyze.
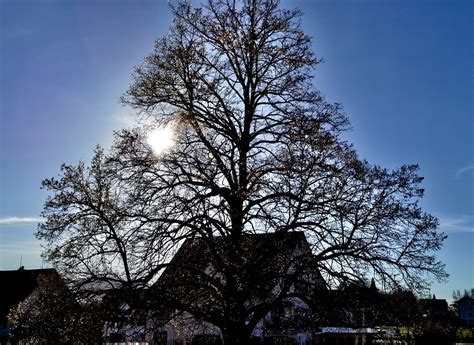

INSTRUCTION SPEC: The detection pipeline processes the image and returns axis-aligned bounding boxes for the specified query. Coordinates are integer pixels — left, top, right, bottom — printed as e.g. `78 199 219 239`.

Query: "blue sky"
0 0 472 300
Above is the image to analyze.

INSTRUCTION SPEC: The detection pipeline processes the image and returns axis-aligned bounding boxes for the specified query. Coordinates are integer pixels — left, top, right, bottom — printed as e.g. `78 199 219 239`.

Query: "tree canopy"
37 0 447 343
8 273 104 344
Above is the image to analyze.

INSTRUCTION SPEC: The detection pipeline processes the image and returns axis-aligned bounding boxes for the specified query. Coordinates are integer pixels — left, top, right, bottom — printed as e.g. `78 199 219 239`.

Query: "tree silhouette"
8 273 104 344
38 1 447 343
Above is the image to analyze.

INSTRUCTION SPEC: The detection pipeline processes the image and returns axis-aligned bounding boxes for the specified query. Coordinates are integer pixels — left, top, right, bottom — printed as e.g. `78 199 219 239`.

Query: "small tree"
8 274 104 344
452 288 474 301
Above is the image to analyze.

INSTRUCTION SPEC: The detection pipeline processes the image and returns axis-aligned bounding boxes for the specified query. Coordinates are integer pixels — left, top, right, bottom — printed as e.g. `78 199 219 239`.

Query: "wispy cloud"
456 164 474 176
0 217 45 225
439 215 474 233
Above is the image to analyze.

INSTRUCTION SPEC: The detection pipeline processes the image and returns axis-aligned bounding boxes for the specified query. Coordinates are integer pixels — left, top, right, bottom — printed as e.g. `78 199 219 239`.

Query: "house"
0 267 58 341
456 296 474 324
419 295 449 320
147 231 325 344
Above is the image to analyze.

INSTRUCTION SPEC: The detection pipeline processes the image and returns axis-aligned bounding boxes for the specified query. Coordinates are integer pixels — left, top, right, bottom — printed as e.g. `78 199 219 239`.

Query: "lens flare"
146 125 174 156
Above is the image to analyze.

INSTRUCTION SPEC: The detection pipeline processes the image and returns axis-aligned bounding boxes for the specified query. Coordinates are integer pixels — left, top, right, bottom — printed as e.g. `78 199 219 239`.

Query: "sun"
146 125 175 156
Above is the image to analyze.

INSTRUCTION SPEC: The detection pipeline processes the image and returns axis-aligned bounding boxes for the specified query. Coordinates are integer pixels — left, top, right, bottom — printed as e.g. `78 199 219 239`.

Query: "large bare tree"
38 0 446 343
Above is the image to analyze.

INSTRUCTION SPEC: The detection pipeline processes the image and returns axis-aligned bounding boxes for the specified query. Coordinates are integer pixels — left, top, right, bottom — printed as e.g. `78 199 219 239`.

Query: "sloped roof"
156 231 310 287
457 296 474 303
150 231 323 319
0 267 58 326
419 297 448 310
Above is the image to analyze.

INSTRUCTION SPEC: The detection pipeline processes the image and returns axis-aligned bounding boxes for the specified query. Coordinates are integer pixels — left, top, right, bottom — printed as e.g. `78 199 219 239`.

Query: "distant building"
457 296 474 324
0 267 58 341
419 295 449 320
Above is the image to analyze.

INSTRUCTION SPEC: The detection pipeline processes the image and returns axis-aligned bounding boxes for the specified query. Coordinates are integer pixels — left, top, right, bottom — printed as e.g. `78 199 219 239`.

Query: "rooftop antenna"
18 254 25 270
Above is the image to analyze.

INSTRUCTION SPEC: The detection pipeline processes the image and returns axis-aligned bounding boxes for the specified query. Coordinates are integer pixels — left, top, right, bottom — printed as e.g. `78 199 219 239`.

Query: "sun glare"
146 125 175 156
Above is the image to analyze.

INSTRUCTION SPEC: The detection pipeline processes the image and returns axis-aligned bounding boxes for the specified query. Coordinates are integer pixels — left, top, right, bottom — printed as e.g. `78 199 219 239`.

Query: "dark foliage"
311 282 419 328
8 274 104 344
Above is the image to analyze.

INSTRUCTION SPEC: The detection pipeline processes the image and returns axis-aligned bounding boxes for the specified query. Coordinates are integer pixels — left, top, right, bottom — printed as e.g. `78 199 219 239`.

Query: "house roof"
150 231 323 315
155 231 311 285
419 297 448 309
457 296 474 303
0 267 58 326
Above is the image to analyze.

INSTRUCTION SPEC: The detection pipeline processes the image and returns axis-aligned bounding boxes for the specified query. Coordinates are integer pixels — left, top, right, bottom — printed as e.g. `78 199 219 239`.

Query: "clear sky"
0 0 472 301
